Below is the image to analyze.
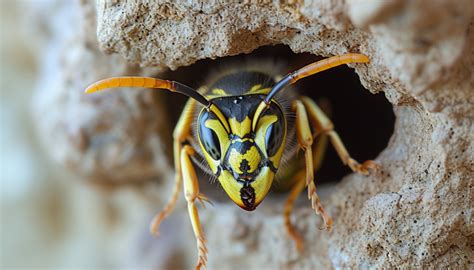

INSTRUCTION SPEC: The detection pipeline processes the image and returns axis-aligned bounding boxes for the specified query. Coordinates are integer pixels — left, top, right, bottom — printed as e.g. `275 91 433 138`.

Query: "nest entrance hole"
163 45 395 184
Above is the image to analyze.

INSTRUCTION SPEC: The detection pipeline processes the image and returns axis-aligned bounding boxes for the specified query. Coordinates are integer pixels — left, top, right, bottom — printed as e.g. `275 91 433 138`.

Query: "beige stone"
95 0 472 268
31 0 473 268
33 0 173 184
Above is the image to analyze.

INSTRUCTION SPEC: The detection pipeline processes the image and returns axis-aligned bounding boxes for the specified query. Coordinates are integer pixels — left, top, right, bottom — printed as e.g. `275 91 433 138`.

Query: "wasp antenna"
85 76 210 106
264 53 369 104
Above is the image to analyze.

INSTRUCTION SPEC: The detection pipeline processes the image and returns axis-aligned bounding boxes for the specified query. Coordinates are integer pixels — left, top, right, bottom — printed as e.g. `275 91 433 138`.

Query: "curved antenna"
264 53 369 104
85 76 210 107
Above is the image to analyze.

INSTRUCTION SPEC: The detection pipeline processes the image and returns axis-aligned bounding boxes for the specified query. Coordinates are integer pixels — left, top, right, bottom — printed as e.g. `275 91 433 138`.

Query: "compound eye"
265 120 284 157
264 105 285 157
198 111 222 160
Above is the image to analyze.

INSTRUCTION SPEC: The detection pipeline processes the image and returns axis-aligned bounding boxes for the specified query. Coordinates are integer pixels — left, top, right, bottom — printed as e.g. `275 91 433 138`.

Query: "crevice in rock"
160 45 395 183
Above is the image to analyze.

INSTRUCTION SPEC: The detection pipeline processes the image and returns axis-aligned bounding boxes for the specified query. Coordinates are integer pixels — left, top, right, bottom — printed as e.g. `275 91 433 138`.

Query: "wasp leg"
301 97 379 175
283 170 306 251
181 145 208 270
150 99 196 235
283 130 329 251
293 100 334 231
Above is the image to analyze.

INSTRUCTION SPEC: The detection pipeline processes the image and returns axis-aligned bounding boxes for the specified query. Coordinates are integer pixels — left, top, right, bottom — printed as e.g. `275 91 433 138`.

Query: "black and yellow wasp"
86 53 378 269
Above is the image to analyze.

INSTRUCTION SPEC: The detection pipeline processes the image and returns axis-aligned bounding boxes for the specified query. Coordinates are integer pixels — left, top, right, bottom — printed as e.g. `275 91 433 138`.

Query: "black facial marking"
229 133 254 141
228 140 253 154
240 185 256 210
239 159 250 173
211 94 265 122
224 140 264 180
264 159 278 173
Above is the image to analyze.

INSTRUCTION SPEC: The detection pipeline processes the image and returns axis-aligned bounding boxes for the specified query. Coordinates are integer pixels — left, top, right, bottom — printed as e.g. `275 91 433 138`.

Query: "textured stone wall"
33 0 473 269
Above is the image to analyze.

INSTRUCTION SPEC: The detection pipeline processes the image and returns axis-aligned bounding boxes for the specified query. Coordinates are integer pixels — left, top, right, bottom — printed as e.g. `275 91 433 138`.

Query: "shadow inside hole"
162 45 394 187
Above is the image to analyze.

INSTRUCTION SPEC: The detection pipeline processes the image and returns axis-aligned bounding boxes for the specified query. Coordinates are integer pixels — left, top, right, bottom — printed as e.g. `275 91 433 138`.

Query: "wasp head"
197 95 286 210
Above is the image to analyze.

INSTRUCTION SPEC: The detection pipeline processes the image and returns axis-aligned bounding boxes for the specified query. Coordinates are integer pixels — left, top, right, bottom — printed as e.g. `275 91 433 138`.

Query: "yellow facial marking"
208 105 230 133
227 146 261 174
252 101 269 131
217 165 274 210
228 117 251 137
218 170 244 208
251 166 274 205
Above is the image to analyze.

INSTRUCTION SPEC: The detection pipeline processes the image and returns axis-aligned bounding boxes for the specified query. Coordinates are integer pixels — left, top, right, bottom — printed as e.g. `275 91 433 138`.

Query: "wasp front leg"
301 97 379 175
181 145 208 270
150 99 196 235
283 132 329 251
283 170 306 251
292 100 333 231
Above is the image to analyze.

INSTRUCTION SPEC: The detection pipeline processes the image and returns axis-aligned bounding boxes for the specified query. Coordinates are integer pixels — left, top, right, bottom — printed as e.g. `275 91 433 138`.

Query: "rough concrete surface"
32 0 473 269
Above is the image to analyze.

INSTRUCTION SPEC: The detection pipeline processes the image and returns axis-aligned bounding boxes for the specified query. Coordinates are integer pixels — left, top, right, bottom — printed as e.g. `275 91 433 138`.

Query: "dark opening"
162 45 395 184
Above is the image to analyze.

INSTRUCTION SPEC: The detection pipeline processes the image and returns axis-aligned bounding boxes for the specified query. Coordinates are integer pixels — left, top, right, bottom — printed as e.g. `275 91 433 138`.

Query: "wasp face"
197 95 286 211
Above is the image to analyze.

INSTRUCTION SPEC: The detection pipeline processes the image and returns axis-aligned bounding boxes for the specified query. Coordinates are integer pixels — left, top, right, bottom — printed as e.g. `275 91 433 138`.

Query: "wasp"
86 53 378 269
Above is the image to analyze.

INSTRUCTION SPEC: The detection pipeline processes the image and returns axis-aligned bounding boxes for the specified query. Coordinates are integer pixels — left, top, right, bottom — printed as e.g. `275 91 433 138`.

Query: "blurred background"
0 1 394 269
1 1 177 268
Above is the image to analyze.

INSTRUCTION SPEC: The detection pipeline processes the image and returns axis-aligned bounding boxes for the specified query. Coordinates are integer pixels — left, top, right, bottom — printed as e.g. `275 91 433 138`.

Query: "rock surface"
32 0 473 269
25 1 188 269
34 0 173 184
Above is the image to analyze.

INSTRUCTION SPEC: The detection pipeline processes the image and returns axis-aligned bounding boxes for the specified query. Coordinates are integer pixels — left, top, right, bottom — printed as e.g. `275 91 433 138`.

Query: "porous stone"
33 0 473 269
94 0 472 268
29 1 189 269
33 0 173 184
96 0 473 268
